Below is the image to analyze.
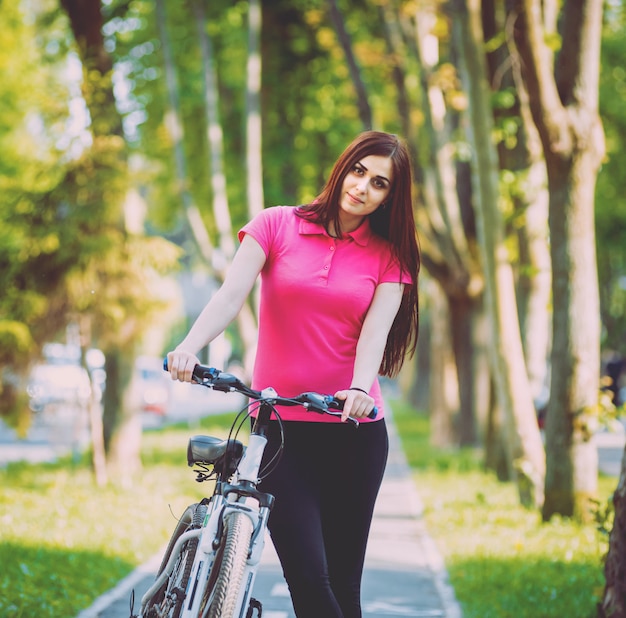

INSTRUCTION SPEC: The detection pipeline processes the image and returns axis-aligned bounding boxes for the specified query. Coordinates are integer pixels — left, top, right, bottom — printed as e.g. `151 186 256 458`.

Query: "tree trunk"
481 0 552 414
510 0 604 521
378 3 413 149
394 3 488 447
409 307 431 412
193 0 258 376
428 281 458 448
192 0 235 263
543 148 602 521
485 388 513 481
154 0 214 264
516 161 551 412
60 0 141 481
448 289 492 446
327 0 372 130
157 0 259 377
452 0 546 508
600 449 626 617
77 318 107 486
60 0 119 137
471 288 492 443
246 0 264 221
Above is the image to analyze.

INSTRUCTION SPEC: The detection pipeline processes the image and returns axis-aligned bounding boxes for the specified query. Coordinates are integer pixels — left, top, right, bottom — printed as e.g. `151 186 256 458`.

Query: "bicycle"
133 362 376 618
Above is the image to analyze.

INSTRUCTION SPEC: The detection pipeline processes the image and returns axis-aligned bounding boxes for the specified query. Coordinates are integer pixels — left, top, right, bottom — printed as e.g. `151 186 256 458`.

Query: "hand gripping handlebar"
163 359 377 421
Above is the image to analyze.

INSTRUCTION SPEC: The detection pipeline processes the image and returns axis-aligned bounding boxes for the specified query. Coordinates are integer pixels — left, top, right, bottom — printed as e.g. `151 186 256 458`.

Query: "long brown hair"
297 131 420 377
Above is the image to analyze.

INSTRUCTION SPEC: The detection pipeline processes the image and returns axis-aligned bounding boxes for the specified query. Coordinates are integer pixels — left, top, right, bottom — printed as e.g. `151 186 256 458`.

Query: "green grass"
392 400 614 618
1 405 616 617
0 413 237 618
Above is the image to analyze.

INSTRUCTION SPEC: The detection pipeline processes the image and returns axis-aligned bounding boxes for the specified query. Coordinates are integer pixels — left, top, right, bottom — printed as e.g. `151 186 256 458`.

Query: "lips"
347 193 363 205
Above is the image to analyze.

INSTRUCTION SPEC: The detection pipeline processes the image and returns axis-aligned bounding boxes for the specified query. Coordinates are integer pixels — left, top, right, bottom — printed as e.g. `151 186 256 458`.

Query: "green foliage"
0 323 34 367
0 2 78 370
104 0 414 243
392 400 613 618
597 6 626 352
0 412 235 617
0 1 182 428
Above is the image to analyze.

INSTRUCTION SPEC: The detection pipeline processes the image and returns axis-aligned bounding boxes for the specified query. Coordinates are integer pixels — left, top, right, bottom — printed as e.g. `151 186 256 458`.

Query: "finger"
177 356 192 383
340 391 357 422
184 358 197 382
351 396 374 419
334 390 348 401
168 352 193 382
166 352 181 380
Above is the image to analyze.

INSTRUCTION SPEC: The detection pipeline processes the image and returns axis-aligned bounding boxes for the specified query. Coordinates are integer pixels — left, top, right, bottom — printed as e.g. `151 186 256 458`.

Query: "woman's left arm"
336 282 404 420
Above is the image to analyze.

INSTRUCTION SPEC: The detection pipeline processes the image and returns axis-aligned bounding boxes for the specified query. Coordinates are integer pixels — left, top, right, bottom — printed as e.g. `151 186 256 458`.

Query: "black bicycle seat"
187 435 244 467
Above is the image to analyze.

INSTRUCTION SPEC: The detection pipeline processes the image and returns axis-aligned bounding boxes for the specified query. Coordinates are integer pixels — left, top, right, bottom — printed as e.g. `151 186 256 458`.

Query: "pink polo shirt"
238 206 411 423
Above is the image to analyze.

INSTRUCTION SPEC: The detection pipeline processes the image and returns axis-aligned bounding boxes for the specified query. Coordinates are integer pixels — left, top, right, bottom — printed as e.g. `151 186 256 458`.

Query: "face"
339 155 393 232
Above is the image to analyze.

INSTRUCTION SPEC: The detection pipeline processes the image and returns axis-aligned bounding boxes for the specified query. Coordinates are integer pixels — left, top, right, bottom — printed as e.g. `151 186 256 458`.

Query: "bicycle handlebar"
163 359 377 422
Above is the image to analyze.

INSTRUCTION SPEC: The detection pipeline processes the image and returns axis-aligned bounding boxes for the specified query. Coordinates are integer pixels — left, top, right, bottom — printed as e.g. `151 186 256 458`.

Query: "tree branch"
556 0 602 112
509 0 569 154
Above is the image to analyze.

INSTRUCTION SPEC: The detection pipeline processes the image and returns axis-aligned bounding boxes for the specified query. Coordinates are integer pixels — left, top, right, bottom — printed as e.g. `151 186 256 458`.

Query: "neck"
333 215 364 236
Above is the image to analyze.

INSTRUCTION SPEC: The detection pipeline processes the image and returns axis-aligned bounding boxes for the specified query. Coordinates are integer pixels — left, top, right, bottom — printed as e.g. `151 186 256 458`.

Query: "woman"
167 130 420 617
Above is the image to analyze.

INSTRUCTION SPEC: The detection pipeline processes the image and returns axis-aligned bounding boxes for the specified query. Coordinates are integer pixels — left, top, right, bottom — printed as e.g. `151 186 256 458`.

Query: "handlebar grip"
164 358 220 382
327 397 378 420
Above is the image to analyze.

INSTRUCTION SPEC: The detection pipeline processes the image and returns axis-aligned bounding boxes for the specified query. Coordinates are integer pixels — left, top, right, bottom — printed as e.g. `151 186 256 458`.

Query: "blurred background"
0 0 625 525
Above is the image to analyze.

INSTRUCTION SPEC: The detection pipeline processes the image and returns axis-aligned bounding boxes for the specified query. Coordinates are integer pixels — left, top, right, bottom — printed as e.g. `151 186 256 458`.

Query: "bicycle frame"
140 398 277 618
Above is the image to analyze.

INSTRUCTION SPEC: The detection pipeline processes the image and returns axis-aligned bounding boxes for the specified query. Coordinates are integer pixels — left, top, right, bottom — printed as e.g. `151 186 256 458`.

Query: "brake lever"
324 410 359 426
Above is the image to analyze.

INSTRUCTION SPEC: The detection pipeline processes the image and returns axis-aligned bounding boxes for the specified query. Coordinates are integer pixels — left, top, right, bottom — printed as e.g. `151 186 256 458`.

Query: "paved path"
75 414 462 618
594 429 626 477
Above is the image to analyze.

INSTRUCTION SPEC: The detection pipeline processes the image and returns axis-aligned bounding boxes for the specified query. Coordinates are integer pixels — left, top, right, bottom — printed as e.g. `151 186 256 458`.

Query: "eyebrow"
356 161 391 185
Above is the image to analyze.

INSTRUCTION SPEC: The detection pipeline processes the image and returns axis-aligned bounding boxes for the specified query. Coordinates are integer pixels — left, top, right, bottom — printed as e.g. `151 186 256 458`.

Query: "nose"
354 177 368 194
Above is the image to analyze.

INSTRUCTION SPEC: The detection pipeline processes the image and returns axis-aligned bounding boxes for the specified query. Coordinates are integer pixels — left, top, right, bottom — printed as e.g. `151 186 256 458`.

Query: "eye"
372 178 385 189
352 164 364 175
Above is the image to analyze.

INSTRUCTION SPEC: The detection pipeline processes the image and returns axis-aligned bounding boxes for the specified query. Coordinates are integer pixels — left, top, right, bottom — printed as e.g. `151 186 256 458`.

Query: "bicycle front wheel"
143 502 207 618
200 510 254 618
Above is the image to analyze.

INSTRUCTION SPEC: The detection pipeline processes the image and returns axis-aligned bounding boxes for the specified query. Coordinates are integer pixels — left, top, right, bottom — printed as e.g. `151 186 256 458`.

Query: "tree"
59 0 180 482
511 0 604 521
596 8 626 356
246 0 264 220
328 0 372 130
154 0 214 263
0 1 79 422
481 0 552 424
351 0 488 451
597 8 626 614
451 0 546 507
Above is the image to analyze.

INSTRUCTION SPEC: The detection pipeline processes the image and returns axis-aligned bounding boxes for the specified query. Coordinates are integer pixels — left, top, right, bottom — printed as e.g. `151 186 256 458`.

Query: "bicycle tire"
143 502 207 618
199 510 254 618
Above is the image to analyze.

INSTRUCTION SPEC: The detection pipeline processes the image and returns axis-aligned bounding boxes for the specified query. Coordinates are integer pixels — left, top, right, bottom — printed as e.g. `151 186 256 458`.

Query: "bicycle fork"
181 500 269 617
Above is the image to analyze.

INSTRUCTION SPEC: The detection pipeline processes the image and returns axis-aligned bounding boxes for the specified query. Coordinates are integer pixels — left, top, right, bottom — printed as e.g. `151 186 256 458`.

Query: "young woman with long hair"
167 130 420 618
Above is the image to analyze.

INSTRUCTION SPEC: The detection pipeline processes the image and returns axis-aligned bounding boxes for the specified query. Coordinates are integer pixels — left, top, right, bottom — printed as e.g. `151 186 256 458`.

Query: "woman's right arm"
167 234 266 382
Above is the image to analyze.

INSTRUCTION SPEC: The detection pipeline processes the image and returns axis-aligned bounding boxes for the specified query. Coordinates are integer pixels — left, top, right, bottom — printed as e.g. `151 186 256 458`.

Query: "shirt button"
329 246 334 251
324 265 329 270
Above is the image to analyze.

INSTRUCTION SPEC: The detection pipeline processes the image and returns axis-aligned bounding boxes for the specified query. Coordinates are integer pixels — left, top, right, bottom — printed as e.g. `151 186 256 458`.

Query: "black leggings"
258 419 389 618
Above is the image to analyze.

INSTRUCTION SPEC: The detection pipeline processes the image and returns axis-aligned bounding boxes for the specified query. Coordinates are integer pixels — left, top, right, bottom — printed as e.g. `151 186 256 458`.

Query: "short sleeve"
380 253 414 286
238 207 285 257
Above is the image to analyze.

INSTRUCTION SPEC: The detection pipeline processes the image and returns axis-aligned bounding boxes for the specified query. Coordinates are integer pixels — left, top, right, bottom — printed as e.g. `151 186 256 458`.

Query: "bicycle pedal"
246 597 263 617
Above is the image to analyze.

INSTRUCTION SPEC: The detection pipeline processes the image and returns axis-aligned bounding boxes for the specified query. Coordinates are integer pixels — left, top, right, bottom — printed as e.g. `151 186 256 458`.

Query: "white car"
27 363 92 413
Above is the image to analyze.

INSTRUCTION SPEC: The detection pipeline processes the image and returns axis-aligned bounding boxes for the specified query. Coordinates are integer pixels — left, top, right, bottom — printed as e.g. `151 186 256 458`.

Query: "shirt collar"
298 217 372 247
